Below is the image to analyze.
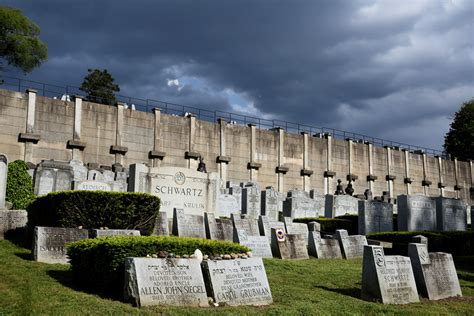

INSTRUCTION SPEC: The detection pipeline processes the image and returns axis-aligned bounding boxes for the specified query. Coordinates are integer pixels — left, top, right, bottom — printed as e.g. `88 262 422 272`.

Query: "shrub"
27 191 160 235
67 235 250 296
6 160 35 209
294 216 357 234
368 231 474 256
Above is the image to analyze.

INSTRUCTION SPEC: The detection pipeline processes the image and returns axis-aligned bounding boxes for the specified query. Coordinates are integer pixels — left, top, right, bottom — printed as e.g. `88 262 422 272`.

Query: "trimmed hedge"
27 191 160 235
368 231 474 256
67 235 250 296
294 215 358 234
6 160 35 209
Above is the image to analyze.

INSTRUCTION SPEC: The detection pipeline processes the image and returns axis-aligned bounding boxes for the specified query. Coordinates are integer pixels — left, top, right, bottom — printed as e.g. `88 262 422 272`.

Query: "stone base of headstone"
361 245 419 304
124 257 208 307
0 210 28 240
202 258 273 306
408 243 462 300
308 231 342 259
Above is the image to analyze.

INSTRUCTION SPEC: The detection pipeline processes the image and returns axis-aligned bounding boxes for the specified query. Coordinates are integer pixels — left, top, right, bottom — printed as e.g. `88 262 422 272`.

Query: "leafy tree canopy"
444 99 474 160
0 6 48 73
79 68 120 105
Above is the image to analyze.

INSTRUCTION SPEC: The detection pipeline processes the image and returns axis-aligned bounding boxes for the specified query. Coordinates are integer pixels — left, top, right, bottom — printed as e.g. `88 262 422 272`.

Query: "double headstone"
270 228 309 259
435 197 467 231
202 258 273 306
408 243 462 300
308 231 342 259
325 194 358 218
358 200 393 235
361 245 419 304
335 229 367 259
397 195 436 231
172 208 206 238
283 189 319 219
33 226 89 264
124 257 208 307
34 160 74 195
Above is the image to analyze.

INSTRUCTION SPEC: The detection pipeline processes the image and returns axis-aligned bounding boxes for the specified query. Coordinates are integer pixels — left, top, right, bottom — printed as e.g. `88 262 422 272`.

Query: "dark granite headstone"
358 200 393 235
204 212 218 239
435 197 467 231
308 231 342 259
215 218 234 241
397 195 436 231
172 208 206 238
202 258 273 306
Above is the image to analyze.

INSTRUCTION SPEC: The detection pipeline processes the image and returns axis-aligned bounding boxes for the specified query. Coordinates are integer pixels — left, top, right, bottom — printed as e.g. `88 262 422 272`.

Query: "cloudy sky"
3 0 473 150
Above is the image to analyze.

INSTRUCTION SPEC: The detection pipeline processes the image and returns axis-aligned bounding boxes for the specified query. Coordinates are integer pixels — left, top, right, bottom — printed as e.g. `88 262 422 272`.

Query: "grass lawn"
1 240 473 315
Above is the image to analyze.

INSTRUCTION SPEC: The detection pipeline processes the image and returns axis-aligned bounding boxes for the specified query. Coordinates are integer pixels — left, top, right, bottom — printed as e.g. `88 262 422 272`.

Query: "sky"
2 0 474 151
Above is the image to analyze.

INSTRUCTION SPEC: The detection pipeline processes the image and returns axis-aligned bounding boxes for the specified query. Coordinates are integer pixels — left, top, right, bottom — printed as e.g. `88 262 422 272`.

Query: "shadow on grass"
14 252 32 261
5 228 31 249
457 272 474 283
47 269 121 301
314 285 361 300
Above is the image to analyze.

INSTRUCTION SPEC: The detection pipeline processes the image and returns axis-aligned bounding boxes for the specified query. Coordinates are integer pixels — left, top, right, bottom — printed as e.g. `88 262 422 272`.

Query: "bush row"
27 191 160 235
368 231 474 256
67 235 250 296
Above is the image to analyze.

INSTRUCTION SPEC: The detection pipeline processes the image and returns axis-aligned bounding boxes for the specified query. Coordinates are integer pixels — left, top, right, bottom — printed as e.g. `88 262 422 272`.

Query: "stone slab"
0 210 27 239
234 229 272 258
202 258 273 306
172 208 205 238
335 229 367 259
283 190 319 219
232 215 260 237
435 197 467 231
90 229 140 237
284 217 309 245
358 201 393 235
308 231 342 259
258 216 286 242
397 195 436 231
242 186 261 219
217 194 240 218
261 187 280 221
361 245 419 304
271 228 309 260
153 212 169 236
74 180 112 191
124 257 208 307
215 218 234 241
204 212 218 239
408 243 462 300
33 226 89 264
325 194 359 218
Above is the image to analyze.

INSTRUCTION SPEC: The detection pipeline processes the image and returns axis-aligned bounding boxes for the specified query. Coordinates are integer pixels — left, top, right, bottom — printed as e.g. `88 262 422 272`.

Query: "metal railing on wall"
0 75 449 158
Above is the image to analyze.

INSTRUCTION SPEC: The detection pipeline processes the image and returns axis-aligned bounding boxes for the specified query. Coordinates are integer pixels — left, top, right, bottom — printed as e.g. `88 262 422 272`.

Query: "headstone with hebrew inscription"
172 208 206 238
308 231 342 259
124 257 208 307
361 245 419 304
33 226 89 264
270 228 309 260
358 200 393 235
261 187 280 221
234 229 272 258
242 184 261 219
0 210 27 239
435 197 467 231
258 215 286 242
408 243 462 300
325 194 359 218
283 189 319 219
335 229 367 259
90 229 140 237
202 258 273 306
397 195 436 231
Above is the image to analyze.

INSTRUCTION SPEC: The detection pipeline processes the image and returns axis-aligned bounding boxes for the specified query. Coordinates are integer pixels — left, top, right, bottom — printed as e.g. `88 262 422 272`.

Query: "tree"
444 99 474 160
0 6 48 73
79 69 120 105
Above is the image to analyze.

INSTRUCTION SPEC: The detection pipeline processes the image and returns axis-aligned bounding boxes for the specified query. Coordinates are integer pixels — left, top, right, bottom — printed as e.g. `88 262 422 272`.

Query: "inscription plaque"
90 229 140 237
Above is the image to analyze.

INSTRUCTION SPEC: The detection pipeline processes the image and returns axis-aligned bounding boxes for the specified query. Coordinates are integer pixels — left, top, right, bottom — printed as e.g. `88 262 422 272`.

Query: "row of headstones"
34 159 128 196
157 208 369 260
362 241 462 304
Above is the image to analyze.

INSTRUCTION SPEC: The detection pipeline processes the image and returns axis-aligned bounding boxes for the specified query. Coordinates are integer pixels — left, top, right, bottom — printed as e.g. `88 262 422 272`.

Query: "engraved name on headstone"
232 214 260 237
202 258 273 306
74 180 112 191
172 208 206 238
308 231 342 259
90 229 140 237
335 229 367 259
408 243 462 300
358 200 393 235
270 228 309 260
435 197 467 231
234 229 273 258
283 189 319 219
124 257 208 307
397 195 436 231
361 245 419 304
33 226 89 264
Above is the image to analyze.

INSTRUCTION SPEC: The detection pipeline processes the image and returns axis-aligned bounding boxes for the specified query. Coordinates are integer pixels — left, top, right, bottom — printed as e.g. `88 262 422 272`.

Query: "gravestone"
69 160 88 181
202 258 273 306
283 217 309 244
215 218 234 241
261 187 280 221
308 231 342 259
102 170 115 182
204 212 218 239
153 212 169 236
397 195 436 231
234 229 272 258
217 194 240 217
361 245 419 304
232 214 260 237
412 235 428 247
0 154 7 210
242 184 261 219
172 208 206 238
34 160 74 195
33 226 89 264
325 194 359 218
408 243 462 300
90 229 140 237
74 180 112 191
0 210 28 239
270 228 309 260
124 257 208 307
358 200 393 235
228 185 242 211
258 215 286 242
435 197 467 231
309 190 326 215
335 229 367 259
307 221 321 232
283 189 319 219
87 169 104 181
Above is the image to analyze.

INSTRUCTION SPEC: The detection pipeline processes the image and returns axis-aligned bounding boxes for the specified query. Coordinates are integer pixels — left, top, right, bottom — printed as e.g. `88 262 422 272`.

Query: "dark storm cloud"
3 0 473 150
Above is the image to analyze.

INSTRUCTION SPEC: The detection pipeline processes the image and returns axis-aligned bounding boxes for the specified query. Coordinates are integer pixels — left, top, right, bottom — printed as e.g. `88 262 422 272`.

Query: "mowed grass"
1 240 473 316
